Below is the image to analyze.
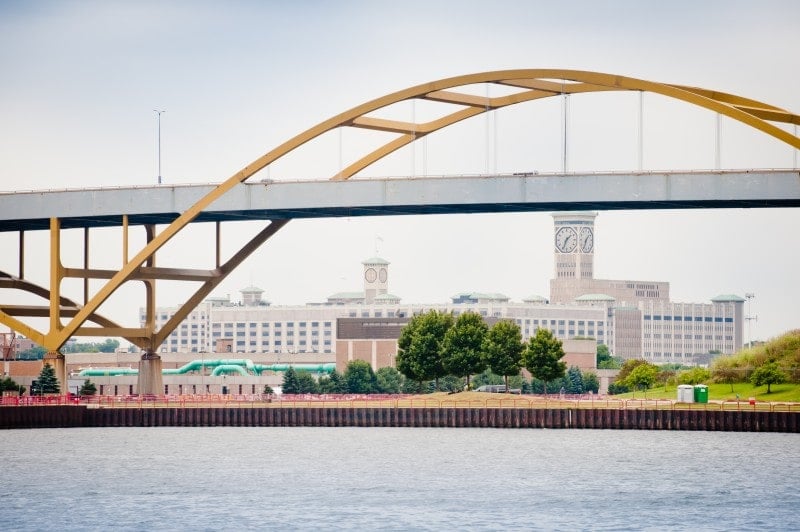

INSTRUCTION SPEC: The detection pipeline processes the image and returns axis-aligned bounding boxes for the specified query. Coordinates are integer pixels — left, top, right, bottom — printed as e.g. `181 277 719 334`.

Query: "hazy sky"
0 0 798 343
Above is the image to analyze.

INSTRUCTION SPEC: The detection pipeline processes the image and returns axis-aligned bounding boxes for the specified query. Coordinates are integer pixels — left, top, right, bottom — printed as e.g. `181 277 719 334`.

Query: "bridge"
3 170 799 231
1 69 798 394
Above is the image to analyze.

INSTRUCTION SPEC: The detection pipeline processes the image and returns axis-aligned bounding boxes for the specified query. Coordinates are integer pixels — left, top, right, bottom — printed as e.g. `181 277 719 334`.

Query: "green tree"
375 367 404 393
657 368 677 391
607 381 630 395
17 345 46 360
596 344 611 367
624 363 658 397
344 360 378 394
32 363 60 395
319 370 348 394
79 379 97 396
750 362 787 393
436 374 466 392
98 339 120 353
582 372 600 393
617 359 648 383
401 378 427 394
598 356 623 370
712 364 740 393
0 377 24 395
472 369 504 388
522 328 567 395
677 367 711 385
482 320 525 392
282 366 300 394
566 366 584 394
295 371 320 394
441 312 488 389
396 310 453 388
263 384 274 395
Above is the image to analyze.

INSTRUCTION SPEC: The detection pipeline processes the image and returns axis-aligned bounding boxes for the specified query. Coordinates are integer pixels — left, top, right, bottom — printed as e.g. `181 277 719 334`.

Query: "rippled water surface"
1 428 797 531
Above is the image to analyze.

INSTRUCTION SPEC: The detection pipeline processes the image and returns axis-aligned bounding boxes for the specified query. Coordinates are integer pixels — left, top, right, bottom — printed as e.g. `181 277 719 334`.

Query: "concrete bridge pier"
44 351 67 394
138 351 163 396
596 369 620 395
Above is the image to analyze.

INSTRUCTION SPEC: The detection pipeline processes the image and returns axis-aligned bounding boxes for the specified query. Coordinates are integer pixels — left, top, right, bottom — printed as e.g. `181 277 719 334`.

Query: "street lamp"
745 293 757 349
153 110 165 185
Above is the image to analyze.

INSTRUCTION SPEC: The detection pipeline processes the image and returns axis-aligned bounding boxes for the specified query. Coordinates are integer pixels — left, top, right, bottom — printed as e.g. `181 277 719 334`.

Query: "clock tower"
363 257 389 304
552 212 597 280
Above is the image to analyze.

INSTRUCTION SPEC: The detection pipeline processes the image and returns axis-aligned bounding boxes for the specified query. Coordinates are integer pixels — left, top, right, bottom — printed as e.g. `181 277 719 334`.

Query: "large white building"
548 212 744 362
142 213 744 365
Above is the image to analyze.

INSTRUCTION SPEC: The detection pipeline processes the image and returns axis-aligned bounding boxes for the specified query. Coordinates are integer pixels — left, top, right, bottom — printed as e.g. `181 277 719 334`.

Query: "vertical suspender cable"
561 81 568 173
423 136 428 177
485 84 490 174
338 126 343 179
411 99 416 177
715 113 721 170
638 91 644 171
493 108 498 174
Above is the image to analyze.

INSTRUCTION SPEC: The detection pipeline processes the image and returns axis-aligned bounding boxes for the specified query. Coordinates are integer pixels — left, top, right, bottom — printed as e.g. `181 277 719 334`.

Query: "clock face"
378 268 387 283
579 227 594 253
555 226 577 253
365 268 377 282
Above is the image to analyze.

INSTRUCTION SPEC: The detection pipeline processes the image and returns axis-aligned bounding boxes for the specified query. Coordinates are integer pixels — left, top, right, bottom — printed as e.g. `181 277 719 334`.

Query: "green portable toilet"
693 384 709 404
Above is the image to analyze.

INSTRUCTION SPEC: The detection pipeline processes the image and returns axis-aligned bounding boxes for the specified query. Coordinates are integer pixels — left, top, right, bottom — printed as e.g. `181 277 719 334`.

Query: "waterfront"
1 428 798 531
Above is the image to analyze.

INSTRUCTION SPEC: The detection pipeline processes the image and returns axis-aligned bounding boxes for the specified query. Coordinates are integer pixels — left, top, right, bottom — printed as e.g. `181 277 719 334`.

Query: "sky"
0 0 798 344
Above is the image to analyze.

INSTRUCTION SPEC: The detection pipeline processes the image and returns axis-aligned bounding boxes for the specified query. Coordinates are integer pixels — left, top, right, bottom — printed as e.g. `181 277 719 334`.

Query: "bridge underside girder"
1 171 798 233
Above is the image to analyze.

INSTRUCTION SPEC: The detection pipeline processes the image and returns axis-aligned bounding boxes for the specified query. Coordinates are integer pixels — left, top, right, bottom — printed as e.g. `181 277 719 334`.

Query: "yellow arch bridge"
0 69 798 393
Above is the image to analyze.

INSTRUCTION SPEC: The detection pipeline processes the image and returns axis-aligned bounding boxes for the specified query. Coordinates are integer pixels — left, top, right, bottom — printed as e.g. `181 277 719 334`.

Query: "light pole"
153 110 165 185
745 293 757 349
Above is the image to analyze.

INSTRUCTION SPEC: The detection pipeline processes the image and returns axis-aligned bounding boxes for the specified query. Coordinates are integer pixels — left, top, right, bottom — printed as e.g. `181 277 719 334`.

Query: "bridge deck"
1 170 798 232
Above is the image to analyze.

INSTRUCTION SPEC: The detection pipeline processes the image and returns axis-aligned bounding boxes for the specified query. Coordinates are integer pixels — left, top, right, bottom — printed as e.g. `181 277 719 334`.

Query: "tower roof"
523 294 549 303
362 257 389 265
711 294 746 303
240 285 264 293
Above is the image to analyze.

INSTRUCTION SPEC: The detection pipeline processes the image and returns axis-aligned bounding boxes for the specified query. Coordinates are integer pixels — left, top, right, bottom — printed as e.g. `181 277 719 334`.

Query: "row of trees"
608 357 791 396
395 310 570 392
281 359 600 396
608 331 800 395
281 361 407 394
17 339 121 360
1 364 98 396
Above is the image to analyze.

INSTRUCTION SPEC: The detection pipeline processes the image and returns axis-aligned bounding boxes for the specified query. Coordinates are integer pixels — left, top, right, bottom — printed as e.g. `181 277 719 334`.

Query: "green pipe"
77 367 139 377
211 365 249 376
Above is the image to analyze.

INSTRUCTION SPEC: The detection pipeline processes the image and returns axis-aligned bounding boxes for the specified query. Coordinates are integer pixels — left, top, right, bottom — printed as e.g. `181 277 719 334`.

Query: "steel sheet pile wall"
2 406 798 432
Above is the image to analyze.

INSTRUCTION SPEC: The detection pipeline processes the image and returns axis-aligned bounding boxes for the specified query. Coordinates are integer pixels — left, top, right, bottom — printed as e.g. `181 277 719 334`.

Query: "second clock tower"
362 257 389 304
552 212 597 280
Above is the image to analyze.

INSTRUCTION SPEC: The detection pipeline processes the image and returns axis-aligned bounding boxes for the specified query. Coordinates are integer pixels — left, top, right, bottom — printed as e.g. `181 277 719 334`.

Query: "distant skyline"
0 0 798 342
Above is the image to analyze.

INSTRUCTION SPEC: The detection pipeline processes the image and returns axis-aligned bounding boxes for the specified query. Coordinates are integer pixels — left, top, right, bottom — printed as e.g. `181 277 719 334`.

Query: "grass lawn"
619 382 800 403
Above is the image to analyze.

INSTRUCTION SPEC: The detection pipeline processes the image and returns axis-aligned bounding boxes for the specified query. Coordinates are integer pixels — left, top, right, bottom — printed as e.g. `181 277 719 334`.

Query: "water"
1 428 797 531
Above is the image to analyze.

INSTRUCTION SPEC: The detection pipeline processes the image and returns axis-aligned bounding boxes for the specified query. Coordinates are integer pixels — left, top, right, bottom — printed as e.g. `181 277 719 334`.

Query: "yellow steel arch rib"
44 69 800 350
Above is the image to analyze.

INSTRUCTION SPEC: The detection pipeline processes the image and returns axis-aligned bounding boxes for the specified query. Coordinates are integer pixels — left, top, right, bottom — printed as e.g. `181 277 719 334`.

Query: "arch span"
8 70 799 351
